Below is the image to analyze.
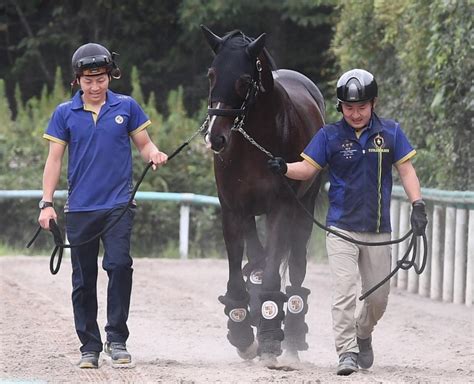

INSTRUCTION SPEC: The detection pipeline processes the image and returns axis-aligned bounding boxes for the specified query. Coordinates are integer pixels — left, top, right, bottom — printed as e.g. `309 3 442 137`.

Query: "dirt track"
0 256 472 383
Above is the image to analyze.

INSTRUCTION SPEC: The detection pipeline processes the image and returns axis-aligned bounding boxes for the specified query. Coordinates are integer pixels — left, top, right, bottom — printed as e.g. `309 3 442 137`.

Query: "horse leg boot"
218 293 258 360
257 291 287 365
243 264 264 326
282 286 311 362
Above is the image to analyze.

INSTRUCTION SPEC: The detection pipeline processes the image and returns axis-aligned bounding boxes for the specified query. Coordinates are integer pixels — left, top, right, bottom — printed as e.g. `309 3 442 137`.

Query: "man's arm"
38 141 66 229
268 157 320 180
395 159 422 203
131 129 168 170
396 159 428 236
286 160 321 180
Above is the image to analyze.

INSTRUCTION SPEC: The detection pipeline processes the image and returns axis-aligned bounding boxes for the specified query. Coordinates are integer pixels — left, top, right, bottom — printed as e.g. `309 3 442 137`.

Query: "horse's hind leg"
242 216 266 326
282 193 317 361
218 210 257 359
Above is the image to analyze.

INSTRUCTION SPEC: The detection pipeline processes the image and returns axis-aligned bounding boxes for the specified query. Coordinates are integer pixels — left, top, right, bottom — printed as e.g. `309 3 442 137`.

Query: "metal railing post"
418 204 432 297
466 209 474 306
442 206 456 302
453 208 467 304
179 204 190 260
430 205 444 300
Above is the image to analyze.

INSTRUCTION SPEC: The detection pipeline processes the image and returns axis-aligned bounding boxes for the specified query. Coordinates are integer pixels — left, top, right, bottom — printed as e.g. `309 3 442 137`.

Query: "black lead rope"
359 233 427 300
280 177 428 300
27 137 196 275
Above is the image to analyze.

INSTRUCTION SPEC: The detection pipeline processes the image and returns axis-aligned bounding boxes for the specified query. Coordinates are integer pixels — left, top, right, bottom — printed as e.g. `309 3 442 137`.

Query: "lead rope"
27 117 210 275
230 122 427 300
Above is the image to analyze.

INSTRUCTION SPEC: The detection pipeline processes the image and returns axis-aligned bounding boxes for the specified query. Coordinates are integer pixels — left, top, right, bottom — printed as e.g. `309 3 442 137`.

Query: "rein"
218 107 427 300
27 118 210 275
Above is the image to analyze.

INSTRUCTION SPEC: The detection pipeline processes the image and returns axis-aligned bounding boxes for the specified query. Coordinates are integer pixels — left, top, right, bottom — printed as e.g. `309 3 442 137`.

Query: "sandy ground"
0 256 472 384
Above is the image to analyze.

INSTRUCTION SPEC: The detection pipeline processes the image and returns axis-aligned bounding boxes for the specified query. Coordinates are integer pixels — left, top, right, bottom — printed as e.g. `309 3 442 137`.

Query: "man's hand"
267 157 287 175
411 200 428 236
149 150 168 170
38 207 57 230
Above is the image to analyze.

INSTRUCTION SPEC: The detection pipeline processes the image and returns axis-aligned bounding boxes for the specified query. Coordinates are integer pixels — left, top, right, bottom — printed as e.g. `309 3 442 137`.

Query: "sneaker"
104 341 131 364
337 352 358 376
357 335 374 369
79 351 99 369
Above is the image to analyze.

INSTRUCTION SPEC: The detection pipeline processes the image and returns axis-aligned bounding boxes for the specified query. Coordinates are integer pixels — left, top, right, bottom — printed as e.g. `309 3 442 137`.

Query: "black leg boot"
218 293 257 359
282 286 311 355
245 268 264 326
257 291 287 362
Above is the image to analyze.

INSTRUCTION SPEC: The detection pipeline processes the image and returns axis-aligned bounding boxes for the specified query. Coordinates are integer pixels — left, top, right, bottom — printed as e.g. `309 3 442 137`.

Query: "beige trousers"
326 226 391 355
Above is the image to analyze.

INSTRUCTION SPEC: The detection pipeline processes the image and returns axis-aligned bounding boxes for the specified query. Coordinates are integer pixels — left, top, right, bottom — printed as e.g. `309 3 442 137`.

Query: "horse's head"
201 25 274 153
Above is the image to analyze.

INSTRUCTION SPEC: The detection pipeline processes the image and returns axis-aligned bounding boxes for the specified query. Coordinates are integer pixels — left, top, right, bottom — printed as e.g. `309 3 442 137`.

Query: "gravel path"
0 256 472 383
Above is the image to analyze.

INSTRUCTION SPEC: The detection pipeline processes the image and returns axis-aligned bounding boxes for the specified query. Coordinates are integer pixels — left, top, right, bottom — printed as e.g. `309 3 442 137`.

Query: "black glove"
410 199 427 236
267 157 287 175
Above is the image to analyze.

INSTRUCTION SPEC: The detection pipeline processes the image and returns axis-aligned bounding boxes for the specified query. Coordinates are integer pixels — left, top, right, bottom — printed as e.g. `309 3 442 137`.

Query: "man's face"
341 100 374 129
79 73 109 104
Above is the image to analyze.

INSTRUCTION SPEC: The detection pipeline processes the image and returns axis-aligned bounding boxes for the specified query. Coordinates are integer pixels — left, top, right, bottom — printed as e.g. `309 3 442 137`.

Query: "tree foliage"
1 0 336 115
332 0 472 189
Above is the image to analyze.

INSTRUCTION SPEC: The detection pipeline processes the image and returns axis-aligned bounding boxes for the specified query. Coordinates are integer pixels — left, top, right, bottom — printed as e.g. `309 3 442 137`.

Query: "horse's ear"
246 33 266 59
200 25 223 54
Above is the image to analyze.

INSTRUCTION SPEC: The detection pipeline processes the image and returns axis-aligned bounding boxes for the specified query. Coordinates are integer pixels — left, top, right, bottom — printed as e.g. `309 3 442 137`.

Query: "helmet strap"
70 77 80 97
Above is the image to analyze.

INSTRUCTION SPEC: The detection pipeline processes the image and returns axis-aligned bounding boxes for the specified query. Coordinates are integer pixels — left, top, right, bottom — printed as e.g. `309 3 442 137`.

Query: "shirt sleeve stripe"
129 120 151 136
43 134 67 146
301 153 323 170
395 149 416 165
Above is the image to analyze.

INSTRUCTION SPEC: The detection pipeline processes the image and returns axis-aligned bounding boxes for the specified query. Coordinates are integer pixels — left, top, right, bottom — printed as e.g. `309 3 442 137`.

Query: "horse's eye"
235 75 252 98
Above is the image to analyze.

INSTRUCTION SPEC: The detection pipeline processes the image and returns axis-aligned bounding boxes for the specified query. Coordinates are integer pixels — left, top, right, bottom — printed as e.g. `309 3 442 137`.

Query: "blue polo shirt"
43 90 151 212
302 113 415 233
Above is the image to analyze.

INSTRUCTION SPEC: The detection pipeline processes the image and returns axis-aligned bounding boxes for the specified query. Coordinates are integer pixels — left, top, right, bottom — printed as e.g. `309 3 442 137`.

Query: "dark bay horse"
201 25 325 364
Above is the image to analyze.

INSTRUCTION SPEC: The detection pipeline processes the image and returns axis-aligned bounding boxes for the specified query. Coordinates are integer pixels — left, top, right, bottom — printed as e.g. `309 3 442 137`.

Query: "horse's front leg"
282 190 318 362
257 207 291 364
242 216 266 326
218 209 257 359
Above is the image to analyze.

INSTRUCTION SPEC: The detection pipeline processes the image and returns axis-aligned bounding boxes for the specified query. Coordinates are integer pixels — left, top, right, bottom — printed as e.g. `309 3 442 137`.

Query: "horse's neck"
242 87 289 151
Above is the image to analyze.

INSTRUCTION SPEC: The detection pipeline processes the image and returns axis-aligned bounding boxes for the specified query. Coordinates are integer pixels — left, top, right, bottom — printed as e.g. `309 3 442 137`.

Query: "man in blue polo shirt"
268 69 427 375
38 43 168 369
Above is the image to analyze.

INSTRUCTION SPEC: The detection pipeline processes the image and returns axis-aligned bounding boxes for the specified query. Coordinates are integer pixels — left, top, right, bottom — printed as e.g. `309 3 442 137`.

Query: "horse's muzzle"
209 134 227 153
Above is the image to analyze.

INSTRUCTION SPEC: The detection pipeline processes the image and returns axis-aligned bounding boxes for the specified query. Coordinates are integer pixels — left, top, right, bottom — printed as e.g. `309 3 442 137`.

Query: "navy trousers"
66 205 135 353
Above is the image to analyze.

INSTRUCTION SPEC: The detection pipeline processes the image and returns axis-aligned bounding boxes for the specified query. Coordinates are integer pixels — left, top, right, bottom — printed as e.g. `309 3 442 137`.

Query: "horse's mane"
221 30 278 71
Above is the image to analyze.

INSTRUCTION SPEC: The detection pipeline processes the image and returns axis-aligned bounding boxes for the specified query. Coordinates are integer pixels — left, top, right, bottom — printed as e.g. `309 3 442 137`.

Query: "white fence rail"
2 187 473 306
0 190 220 260
390 186 474 306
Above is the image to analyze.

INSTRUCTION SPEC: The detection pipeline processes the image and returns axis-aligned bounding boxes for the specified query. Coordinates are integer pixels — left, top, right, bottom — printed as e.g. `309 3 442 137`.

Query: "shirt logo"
369 134 390 153
115 115 124 124
374 134 384 148
340 140 357 159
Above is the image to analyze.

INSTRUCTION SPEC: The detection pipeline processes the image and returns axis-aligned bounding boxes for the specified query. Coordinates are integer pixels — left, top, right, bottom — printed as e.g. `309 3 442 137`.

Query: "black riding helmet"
336 69 377 111
71 43 120 78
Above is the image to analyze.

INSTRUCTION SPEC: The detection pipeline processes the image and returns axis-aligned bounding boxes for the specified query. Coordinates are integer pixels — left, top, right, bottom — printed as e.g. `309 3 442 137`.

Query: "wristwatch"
39 200 54 209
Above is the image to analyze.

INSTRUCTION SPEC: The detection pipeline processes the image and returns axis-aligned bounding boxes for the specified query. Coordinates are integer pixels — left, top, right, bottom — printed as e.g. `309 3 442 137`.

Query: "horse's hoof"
237 340 258 360
281 349 300 365
259 352 278 368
